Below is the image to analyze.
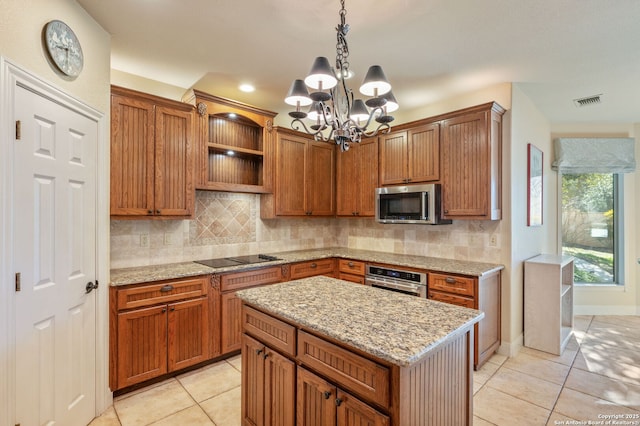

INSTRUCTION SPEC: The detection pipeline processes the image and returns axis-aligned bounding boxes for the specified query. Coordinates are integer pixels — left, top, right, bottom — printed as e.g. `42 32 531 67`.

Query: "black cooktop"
195 254 280 268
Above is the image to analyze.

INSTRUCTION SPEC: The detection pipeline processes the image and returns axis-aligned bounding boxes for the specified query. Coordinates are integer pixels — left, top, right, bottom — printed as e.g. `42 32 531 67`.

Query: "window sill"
574 283 626 292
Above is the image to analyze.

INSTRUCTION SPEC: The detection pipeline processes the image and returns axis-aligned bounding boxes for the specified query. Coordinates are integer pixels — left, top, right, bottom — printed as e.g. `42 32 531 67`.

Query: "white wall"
0 0 112 422
551 123 638 315
507 84 554 355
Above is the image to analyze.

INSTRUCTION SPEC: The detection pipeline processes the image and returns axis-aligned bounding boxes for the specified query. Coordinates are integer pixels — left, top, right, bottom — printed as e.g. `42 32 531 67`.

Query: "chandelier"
284 0 397 152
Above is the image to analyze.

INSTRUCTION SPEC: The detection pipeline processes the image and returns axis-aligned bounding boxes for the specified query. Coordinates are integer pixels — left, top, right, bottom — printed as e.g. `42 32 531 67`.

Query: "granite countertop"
110 247 504 286
236 276 484 367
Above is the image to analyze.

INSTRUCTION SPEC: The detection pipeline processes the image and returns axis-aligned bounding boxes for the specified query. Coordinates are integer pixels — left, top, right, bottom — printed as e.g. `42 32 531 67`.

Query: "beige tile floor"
90 315 640 425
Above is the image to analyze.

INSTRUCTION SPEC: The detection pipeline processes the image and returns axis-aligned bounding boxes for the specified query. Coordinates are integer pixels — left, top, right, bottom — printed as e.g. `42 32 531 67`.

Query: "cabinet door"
264 348 295 426
307 141 336 216
154 106 194 216
110 94 155 216
335 144 359 216
441 111 490 218
297 367 337 426
407 122 440 183
221 291 243 354
379 130 407 186
116 305 168 388
242 334 266 426
357 138 379 216
167 297 209 372
336 390 389 426
275 134 307 216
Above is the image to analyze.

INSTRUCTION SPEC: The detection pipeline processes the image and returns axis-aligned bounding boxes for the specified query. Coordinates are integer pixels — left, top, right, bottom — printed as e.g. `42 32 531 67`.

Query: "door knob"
85 281 98 294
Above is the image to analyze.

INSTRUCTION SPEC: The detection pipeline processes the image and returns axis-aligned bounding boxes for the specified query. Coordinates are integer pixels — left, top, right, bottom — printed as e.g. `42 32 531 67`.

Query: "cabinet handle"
323 391 332 399
162 307 167 313
147 210 153 214
170 307 175 312
310 263 317 268
160 285 174 292
262 352 269 360
444 209 449 214
156 209 161 214
256 348 263 356
335 398 343 407
347 262 354 267
445 277 457 284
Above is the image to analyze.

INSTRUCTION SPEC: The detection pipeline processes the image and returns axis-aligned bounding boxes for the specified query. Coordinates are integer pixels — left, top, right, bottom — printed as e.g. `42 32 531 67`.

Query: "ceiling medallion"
284 0 397 152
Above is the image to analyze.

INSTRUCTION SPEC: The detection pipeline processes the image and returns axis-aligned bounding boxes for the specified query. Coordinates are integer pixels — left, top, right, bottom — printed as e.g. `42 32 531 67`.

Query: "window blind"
551 138 636 173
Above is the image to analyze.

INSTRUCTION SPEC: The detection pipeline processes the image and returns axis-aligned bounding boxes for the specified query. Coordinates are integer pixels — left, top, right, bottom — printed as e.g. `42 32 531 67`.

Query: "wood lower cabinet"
337 259 366 284
428 270 501 369
289 258 336 280
297 367 389 426
242 334 295 426
110 85 195 218
441 102 504 220
110 276 209 391
261 128 335 218
336 137 378 217
242 302 475 426
214 266 284 355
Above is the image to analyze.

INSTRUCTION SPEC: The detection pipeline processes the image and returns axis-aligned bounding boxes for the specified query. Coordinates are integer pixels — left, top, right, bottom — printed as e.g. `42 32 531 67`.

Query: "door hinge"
15 120 21 140
15 272 21 292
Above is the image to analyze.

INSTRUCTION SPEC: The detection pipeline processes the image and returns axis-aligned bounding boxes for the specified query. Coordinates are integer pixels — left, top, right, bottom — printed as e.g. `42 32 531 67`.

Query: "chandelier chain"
335 0 350 76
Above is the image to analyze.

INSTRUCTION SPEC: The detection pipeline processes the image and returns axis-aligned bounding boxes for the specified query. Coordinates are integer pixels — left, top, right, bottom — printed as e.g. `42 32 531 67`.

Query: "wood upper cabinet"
261 128 335 217
379 122 440 186
110 86 195 218
336 137 378 217
110 275 209 391
182 89 277 194
441 102 505 220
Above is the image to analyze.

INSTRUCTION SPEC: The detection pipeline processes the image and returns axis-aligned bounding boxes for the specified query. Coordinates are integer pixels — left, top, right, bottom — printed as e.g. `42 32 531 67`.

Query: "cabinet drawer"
298 331 390 407
337 259 365 276
290 259 335 279
220 266 283 292
242 306 296 357
116 276 208 310
338 272 365 285
429 273 475 297
428 290 476 309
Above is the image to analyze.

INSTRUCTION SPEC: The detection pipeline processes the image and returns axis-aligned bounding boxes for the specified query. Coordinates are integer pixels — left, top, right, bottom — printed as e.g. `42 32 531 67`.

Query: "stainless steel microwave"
375 184 451 225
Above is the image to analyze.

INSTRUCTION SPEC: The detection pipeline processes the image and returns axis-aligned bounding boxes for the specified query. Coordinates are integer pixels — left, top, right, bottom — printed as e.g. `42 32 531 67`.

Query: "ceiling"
77 0 640 124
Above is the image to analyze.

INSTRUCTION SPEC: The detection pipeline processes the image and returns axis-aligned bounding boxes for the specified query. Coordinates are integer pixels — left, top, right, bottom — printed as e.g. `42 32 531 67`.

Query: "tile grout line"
545 315 595 423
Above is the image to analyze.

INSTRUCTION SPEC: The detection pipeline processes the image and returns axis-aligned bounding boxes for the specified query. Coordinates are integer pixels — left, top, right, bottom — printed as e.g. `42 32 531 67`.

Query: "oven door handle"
365 276 422 295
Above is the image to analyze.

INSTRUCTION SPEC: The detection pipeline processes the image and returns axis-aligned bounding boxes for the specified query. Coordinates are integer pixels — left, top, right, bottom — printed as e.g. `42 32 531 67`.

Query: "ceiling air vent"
573 94 603 107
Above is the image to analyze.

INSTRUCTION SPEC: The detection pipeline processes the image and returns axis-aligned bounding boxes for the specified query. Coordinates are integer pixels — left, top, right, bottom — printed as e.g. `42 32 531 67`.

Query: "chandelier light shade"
285 0 397 152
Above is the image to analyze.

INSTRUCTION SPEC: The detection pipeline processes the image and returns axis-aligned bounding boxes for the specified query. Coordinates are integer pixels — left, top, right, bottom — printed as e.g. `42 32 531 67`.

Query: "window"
560 173 623 284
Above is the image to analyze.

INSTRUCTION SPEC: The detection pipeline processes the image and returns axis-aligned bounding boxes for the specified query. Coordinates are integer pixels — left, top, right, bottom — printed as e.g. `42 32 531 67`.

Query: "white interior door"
13 83 97 426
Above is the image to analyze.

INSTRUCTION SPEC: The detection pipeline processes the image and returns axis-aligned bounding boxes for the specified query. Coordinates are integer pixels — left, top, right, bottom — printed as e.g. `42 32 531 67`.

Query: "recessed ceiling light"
239 84 255 93
227 150 235 156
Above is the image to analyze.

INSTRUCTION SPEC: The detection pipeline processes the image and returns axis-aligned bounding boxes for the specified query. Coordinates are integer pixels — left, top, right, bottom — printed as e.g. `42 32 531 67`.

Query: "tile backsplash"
110 191 502 269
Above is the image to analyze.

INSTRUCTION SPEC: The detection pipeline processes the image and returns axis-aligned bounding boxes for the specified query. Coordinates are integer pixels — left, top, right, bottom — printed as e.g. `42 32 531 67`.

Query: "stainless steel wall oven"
365 265 427 297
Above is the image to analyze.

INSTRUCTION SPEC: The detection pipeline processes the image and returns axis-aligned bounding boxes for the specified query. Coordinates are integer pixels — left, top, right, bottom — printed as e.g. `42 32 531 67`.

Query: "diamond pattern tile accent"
190 191 256 245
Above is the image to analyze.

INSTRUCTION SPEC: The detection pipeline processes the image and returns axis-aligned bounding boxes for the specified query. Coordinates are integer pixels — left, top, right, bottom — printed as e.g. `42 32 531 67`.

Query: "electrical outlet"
140 233 150 248
164 233 172 245
489 235 498 247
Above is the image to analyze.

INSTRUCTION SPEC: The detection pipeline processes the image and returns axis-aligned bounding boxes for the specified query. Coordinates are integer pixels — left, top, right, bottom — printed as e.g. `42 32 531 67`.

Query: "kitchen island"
237 276 484 426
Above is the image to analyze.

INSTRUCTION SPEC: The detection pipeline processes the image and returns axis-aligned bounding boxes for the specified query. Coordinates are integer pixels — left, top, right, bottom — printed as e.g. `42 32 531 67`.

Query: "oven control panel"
365 266 426 284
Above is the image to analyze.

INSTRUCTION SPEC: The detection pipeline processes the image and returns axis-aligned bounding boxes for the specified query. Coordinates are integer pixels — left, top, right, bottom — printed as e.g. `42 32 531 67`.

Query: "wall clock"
43 20 84 78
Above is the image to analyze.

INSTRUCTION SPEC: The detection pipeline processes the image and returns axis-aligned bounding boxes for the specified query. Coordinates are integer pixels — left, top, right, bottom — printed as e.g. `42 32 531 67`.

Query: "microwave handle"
421 191 428 220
